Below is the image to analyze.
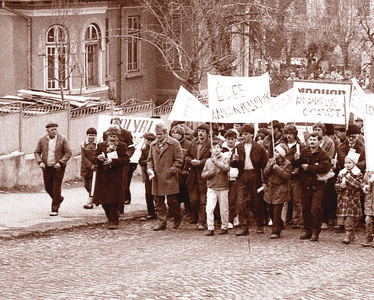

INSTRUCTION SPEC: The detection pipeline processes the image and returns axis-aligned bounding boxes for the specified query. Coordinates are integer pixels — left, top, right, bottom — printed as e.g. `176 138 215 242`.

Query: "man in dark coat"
294 132 332 242
34 122 72 216
93 126 130 229
147 122 184 231
336 124 366 173
230 123 268 236
185 123 211 230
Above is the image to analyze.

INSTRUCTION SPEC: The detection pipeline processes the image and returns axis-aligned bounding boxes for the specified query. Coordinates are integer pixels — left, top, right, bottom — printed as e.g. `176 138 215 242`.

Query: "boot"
362 222 374 247
361 235 373 247
342 230 354 244
83 196 94 209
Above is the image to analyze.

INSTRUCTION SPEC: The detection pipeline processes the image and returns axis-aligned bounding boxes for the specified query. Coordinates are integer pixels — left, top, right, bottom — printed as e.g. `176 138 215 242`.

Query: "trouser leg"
206 188 218 231
154 195 167 226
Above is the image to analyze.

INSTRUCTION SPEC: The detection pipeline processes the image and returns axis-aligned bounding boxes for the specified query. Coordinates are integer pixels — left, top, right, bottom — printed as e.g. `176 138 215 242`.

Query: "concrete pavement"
0 176 148 240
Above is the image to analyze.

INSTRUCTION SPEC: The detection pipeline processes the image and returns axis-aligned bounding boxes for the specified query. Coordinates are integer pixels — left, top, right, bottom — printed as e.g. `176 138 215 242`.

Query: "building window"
127 15 140 72
46 25 68 90
85 24 101 87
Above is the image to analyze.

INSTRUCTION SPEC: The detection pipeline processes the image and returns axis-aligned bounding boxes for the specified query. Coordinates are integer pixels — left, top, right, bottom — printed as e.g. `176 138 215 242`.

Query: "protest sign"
97 115 164 163
293 81 351 124
168 86 211 122
268 88 296 122
208 72 271 123
364 94 374 171
350 78 366 119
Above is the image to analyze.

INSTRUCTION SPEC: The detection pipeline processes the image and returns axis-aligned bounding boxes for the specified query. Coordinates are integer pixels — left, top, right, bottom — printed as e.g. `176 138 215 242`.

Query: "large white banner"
364 94 374 171
267 88 296 122
208 72 271 123
97 115 164 163
293 81 351 124
168 86 211 122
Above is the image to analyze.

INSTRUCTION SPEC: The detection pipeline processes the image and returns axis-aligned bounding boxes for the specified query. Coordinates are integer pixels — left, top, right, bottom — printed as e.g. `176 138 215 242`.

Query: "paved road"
1 219 373 299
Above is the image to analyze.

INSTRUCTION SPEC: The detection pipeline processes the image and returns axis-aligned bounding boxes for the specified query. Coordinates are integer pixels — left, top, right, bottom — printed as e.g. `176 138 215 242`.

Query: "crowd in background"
35 116 374 247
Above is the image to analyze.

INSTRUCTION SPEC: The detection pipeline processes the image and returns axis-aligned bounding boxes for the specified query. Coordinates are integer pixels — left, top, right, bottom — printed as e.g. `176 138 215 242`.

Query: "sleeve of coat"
273 160 292 180
110 143 130 168
172 141 184 171
147 144 155 172
34 137 43 164
59 137 72 166
81 144 93 169
306 151 332 174
260 144 269 171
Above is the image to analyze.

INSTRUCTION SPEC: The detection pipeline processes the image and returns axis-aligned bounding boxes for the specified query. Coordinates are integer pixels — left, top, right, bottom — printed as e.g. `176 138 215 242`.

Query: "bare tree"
135 0 271 92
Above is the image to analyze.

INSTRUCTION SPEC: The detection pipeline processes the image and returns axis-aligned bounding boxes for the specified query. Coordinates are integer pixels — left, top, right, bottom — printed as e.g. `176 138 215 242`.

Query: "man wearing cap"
185 123 211 230
34 122 72 216
336 124 366 173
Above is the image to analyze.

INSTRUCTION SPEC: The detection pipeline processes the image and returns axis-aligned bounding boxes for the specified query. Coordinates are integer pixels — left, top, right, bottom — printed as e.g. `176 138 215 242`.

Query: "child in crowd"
263 144 292 239
222 129 240 229
202 139 230 236
81 127 98 209
361 171 374 247
138 132 157 221
335 150 363 244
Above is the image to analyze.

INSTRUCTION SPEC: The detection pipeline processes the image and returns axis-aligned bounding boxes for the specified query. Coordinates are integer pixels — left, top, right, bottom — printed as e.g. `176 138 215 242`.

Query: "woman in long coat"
93 126 129 229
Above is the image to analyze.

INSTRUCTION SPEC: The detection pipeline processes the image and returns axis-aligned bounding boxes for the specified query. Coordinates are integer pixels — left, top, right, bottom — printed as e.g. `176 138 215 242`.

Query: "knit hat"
346 124 360 136
274 143 288 157
345 149 360 164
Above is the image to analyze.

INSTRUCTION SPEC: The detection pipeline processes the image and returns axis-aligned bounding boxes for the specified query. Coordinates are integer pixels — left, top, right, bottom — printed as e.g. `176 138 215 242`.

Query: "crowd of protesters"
34 116 374 247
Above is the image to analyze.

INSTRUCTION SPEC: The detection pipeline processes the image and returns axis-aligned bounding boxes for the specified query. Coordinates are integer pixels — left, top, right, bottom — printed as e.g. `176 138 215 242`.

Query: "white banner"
293 81 351 124
97 115 164 163
364 94 374 171
350 78 366 119
168 86 211 122
208 72 271 123
268 88 296 122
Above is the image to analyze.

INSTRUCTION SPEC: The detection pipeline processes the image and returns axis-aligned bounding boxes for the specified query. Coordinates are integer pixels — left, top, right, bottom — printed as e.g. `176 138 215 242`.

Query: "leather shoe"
236 228 249 236
310 233 319 242
300 231 312 240
219 229 228 235
153 224 166 231
205 230 214 236
270 233 280 239
256 226 264 234
173 219 181 229
197 223 206 230
108 224 118 230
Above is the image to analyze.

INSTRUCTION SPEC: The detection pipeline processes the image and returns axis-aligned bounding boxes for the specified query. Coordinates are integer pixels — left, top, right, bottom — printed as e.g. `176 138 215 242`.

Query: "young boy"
202 139 230 236
81 127 98 209
362 171 374 247
138 132 157 220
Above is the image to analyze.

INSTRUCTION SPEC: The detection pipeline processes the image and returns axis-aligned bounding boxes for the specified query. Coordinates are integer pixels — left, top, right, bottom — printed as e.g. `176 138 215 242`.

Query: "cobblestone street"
1 219 374 299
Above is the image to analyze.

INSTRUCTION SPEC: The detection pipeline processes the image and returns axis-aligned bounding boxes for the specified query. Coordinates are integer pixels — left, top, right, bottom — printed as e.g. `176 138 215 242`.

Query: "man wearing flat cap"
34 122 72 216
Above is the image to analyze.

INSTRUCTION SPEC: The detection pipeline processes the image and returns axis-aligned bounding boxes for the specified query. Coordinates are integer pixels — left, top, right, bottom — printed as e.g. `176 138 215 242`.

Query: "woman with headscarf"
93 125 130 229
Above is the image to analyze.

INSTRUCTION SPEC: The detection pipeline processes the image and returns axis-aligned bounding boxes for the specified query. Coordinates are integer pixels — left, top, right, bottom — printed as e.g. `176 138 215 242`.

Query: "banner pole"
271 120 275 157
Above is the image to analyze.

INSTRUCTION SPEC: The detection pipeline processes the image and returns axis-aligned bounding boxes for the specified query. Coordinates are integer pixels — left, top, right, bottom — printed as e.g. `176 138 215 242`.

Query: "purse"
316 169 335 181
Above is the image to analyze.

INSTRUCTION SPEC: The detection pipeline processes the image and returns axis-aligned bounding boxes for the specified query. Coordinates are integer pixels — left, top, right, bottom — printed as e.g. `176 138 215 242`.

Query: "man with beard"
185 123 211 230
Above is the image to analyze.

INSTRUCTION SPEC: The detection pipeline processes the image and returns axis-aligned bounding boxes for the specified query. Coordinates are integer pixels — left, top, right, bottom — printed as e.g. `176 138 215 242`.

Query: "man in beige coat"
34 122 72 216
147 122 183 231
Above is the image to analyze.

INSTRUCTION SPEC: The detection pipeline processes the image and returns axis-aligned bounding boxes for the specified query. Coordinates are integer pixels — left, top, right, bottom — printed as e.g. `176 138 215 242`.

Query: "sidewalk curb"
0 210 147 241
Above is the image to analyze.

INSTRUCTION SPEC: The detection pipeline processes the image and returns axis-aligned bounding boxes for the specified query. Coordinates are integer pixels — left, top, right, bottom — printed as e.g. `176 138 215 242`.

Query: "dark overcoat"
184 137 211 190
93 141 129 205
147 136 183 196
